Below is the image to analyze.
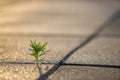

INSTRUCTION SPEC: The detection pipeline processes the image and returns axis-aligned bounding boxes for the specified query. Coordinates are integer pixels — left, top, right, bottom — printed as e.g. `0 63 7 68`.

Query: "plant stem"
35 57 39 65
35 57 42 76
36 63 42 76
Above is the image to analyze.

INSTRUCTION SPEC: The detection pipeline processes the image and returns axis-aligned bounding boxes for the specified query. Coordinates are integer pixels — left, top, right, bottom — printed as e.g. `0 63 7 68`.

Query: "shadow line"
37 10 120 80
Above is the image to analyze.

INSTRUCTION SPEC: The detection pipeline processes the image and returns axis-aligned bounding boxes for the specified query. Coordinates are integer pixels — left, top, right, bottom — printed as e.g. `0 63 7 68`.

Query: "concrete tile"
66 37 120 65
0 64 53 80
0 35 85 63
100 14 120 36
0 1 120 35
49 65 120 80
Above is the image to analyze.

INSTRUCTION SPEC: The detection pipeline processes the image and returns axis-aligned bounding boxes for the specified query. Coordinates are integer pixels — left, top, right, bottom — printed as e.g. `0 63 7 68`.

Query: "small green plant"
29 40 49 76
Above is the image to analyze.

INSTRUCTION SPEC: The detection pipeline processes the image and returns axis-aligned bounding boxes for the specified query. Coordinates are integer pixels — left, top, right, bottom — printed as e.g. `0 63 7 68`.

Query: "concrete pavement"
0 0 120 80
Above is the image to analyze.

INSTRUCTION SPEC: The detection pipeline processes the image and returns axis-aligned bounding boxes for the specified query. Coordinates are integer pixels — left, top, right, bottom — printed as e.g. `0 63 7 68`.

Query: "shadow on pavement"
37 10 120 80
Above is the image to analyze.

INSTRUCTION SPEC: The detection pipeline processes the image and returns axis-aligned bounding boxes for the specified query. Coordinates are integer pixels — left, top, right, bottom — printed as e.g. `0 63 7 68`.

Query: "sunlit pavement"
0 0 120 80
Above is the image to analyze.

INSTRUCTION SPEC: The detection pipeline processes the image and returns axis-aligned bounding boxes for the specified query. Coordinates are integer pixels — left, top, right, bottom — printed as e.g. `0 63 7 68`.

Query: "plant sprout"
29 40 49 76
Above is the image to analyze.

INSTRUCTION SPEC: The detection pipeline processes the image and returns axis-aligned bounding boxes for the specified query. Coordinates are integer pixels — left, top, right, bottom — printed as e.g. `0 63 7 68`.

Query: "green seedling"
29 40 49 76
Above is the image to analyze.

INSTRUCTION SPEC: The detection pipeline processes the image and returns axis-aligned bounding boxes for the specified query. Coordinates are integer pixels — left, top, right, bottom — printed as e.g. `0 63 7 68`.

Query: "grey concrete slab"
66 37 120 65
49 65 120 80
0 64 53 80
0 1 120 35
100 11 120 36
0 35 85 63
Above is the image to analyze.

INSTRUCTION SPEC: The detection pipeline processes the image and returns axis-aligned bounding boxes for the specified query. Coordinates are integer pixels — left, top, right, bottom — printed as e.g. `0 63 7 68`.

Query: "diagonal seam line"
37 10 120 80
37 29 103 80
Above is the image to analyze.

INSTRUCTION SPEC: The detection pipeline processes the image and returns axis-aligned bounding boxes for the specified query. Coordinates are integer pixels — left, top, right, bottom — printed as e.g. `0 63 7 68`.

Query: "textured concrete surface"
49 65 120 80
0 0 120 80
0 64 53 80
100 12 120 36
66 37 120 65
0 36 85 62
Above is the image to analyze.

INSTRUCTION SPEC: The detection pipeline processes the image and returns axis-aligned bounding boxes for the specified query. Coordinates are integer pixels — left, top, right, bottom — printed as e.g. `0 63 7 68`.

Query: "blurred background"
0 0 120 35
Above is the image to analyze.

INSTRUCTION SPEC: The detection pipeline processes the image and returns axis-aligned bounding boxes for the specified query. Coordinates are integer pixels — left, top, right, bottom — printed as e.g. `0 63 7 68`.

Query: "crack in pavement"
0 62 120 69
